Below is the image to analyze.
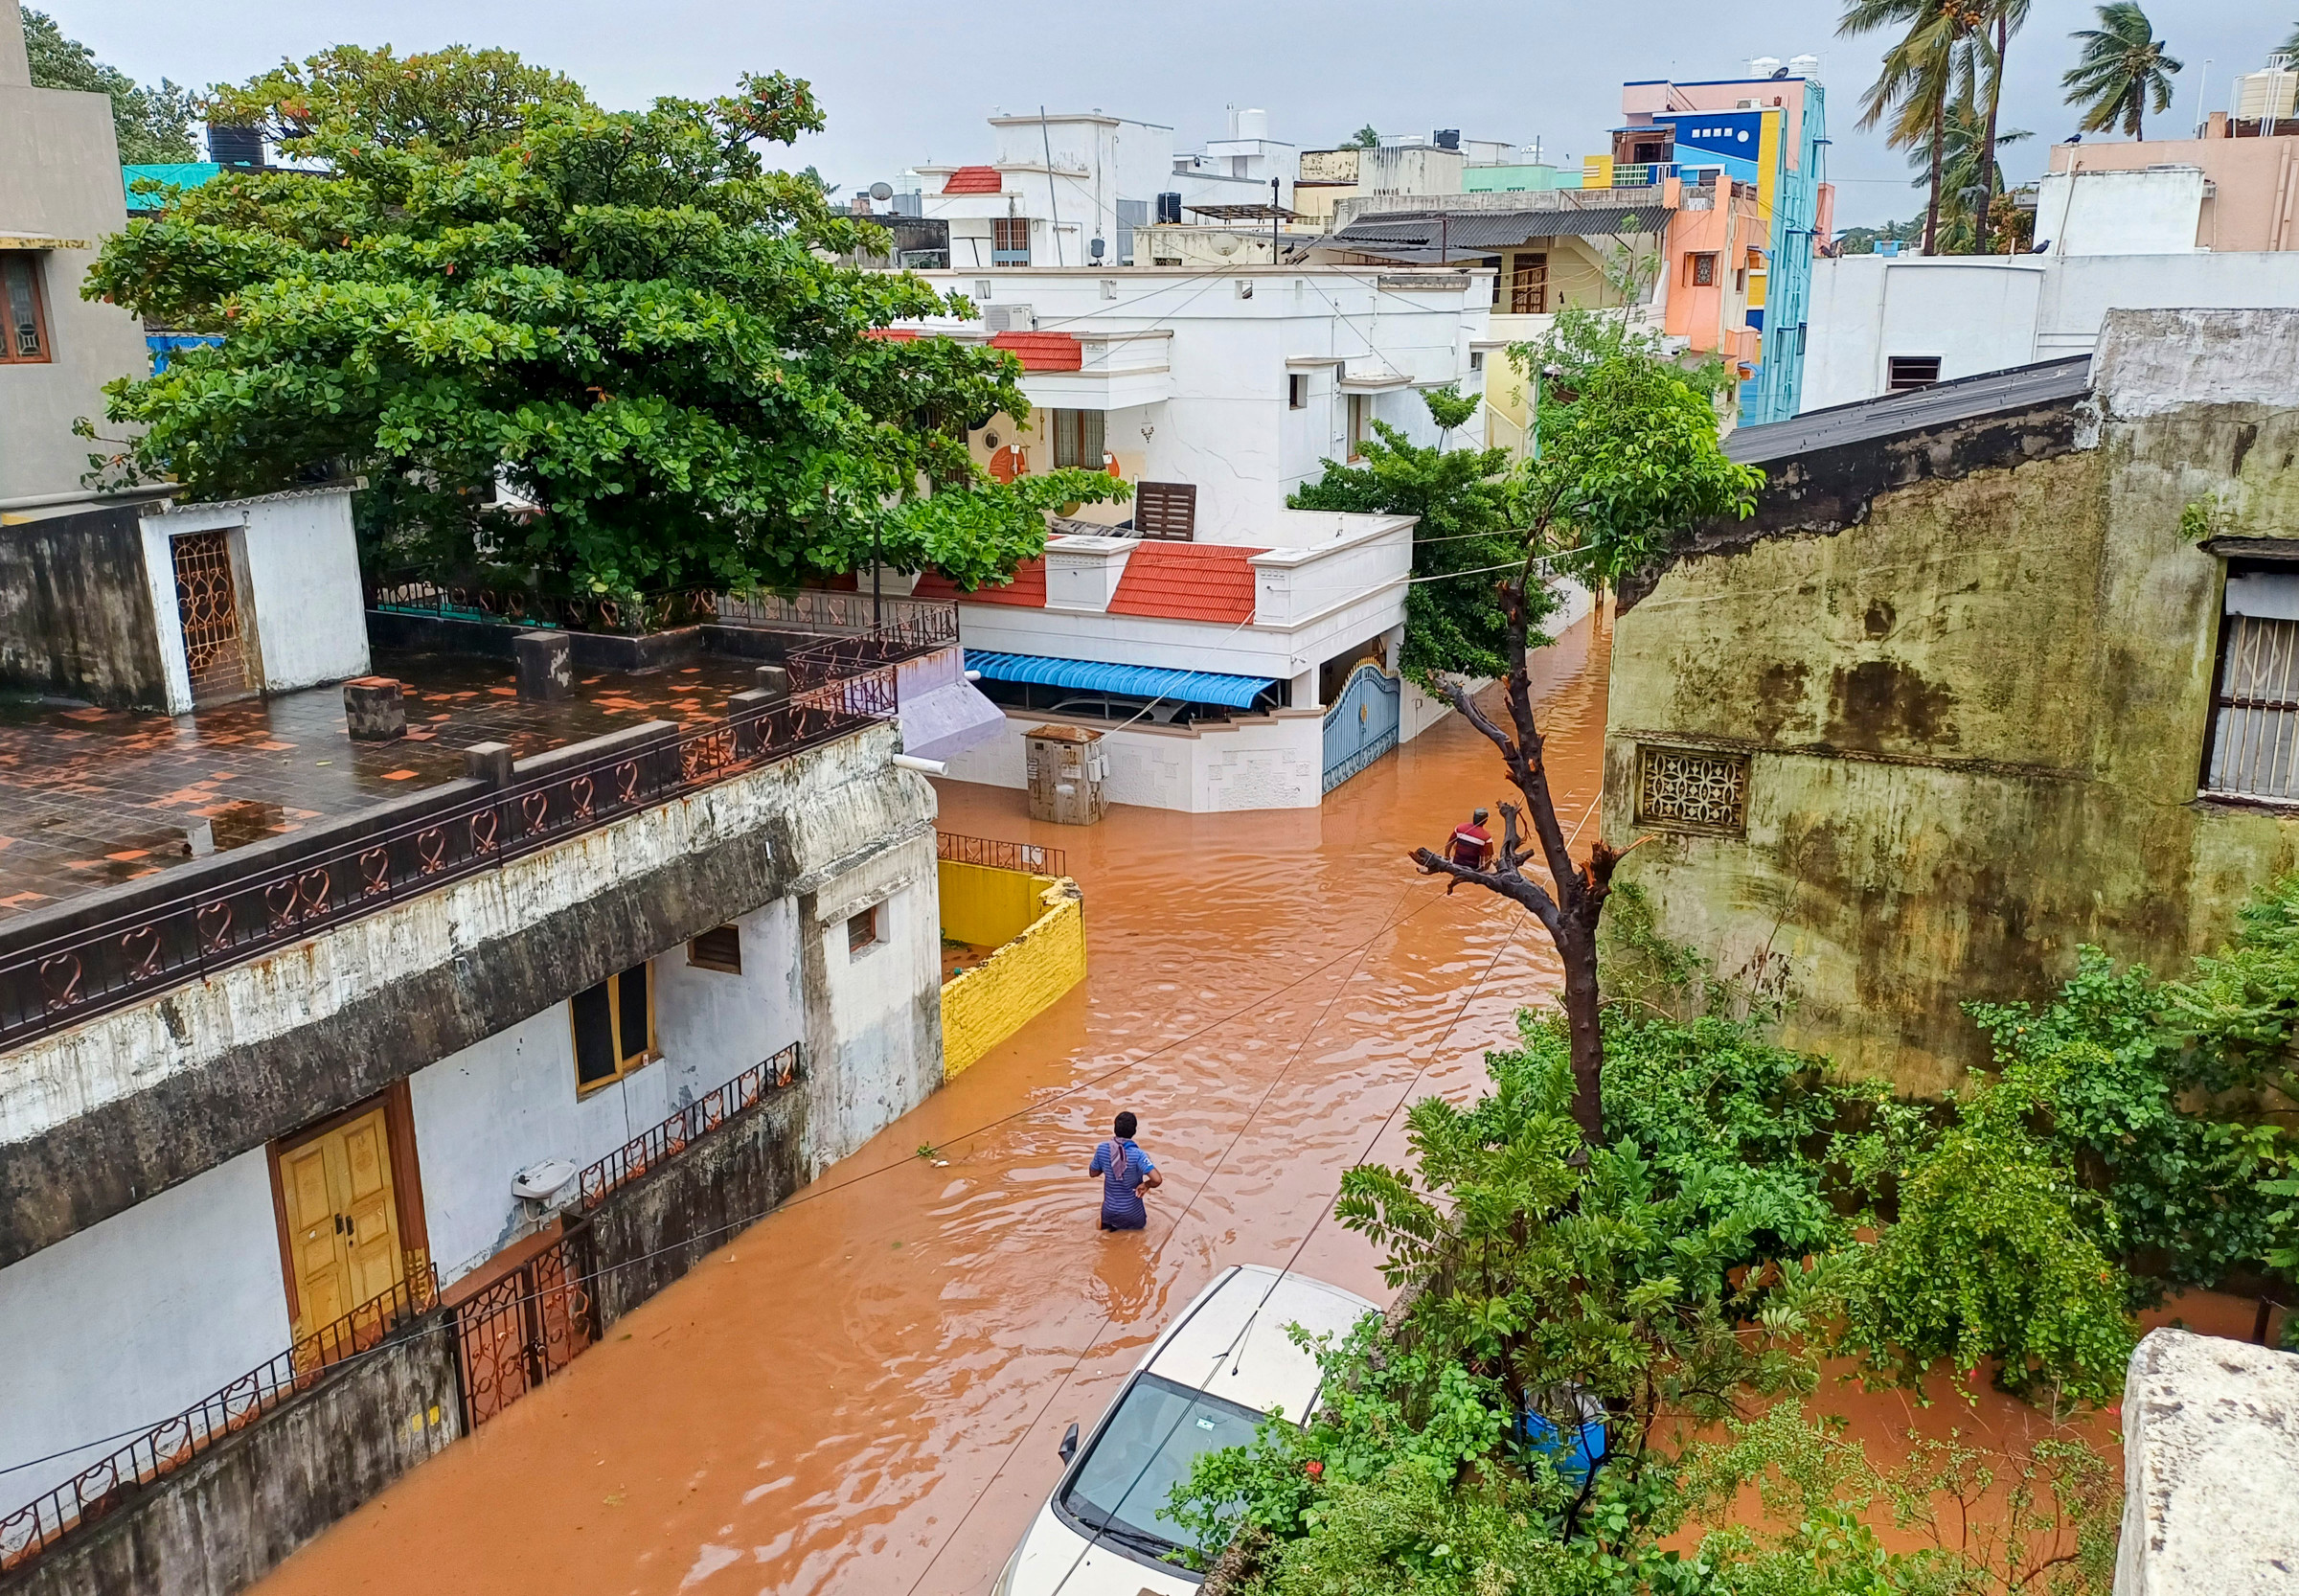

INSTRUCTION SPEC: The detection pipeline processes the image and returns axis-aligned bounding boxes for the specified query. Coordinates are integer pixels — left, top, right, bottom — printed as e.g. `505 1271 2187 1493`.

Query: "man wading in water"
1087 1111 1162 1231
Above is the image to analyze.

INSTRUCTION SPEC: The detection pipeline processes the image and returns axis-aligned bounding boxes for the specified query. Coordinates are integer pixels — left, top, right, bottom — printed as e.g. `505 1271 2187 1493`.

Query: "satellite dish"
870 181 895 201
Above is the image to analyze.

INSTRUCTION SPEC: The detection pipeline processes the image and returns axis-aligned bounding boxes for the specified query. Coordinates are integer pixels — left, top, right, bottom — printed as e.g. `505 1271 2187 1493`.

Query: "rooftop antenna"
2193 59 2213 137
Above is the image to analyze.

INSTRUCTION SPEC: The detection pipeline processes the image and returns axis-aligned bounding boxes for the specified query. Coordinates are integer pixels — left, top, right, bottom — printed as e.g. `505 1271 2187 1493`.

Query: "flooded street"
256 618 1610 1596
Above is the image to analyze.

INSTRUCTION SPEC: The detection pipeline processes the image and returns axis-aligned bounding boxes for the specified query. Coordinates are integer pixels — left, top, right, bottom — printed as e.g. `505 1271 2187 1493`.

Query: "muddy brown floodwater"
251 614 2246 1596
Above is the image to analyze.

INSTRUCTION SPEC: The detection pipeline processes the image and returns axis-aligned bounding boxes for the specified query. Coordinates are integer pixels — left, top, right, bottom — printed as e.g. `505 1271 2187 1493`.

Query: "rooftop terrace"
0 650 767 923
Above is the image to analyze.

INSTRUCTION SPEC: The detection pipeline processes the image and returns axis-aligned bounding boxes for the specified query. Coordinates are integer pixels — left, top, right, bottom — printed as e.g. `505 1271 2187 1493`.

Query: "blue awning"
965 650 1279 710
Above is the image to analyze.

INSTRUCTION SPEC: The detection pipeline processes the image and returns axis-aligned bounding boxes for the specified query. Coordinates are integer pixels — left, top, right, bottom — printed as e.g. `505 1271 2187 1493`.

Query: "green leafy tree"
1348 124 1381 148
2061 3 2182 140
1837 1060 2137 1409
1288 389 1521 682
84 63 1122 598
197 42 595 154
21 7 196 163
1412 312 1762 1141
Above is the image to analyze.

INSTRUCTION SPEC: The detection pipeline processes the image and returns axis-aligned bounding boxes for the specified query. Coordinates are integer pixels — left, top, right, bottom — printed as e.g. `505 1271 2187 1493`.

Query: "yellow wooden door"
279 1107 403 1340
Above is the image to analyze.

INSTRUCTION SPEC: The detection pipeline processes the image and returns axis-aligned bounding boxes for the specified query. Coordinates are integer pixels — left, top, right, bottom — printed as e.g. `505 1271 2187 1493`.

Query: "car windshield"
1058 1373 1266 1557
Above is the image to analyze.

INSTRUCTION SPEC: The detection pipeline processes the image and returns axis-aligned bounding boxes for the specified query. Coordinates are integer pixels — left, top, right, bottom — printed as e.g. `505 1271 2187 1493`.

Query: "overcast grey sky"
51 0 2284 227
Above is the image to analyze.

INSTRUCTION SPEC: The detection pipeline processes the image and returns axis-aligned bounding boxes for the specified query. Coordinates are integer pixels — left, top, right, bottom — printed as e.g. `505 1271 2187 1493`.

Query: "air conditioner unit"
1736 98 1761 110
984 304 1036 332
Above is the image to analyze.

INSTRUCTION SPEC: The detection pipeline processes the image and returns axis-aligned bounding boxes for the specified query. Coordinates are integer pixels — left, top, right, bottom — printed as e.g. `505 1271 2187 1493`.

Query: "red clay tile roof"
942 165 1002 195
911 558 1047 607
987 331 1082 371
1105 543 1266 625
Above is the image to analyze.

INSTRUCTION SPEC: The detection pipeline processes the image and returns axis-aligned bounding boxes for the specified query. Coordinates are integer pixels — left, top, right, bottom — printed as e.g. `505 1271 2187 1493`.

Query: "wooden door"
1510 253 1549 315
278 1107 404 1339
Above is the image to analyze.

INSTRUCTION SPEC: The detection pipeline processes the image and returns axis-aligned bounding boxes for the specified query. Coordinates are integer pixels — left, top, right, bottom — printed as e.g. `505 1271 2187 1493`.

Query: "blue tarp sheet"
964 650 1279 710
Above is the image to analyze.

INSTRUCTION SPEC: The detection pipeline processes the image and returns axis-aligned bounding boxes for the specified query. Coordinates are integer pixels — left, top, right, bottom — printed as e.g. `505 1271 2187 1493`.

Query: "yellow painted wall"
940 861 1087 1079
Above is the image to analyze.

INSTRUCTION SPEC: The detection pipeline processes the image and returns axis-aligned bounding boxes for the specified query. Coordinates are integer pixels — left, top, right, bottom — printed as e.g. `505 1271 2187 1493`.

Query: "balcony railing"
784 601 962 690
576 1043 804 1210
716 588 958 643
0 1262 438 1570
0 673 896 1050
1606 161 1677 189
366 575 719 637
936 830 1067 878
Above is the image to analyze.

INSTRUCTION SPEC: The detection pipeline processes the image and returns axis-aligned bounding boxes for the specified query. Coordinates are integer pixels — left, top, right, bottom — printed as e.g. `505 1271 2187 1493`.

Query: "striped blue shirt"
1089 1138 1155 1229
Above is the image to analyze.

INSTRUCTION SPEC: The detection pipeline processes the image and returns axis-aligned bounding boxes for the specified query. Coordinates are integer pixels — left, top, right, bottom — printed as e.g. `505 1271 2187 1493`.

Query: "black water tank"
208 125 265 168
1433 129 1462 150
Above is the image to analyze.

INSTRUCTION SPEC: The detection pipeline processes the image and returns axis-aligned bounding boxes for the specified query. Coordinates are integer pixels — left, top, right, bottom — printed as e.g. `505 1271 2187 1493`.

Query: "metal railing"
452 1225 594 1430
365 574 719 637
714 589 957 642
936 831 1067 878
785 601 961 690
0 671 897 1050
0 1261 438 1570
577 1043 804 1211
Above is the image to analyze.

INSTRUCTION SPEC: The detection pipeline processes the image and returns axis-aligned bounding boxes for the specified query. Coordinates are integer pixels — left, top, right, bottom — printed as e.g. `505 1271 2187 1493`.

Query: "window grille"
171 530 252 702
2206 612 2299 802
1688 252 1718 288
992 217 1030 265
1634 745 1749 834
1 253 49 362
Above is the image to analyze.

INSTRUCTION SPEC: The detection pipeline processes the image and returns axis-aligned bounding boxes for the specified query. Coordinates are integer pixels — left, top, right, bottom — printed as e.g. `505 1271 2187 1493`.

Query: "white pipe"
0 484 181 513
892 754 946 775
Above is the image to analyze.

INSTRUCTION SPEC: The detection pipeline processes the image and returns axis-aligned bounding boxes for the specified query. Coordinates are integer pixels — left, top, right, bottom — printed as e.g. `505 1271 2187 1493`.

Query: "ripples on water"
254 617 1615 1594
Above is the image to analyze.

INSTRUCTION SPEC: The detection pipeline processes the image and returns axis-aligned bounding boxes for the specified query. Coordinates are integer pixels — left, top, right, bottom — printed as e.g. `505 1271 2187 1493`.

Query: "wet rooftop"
0 651 766 923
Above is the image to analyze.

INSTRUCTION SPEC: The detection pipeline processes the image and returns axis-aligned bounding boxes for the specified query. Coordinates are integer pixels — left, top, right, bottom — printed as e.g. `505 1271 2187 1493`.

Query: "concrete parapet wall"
2114 1328 2299 1596
0 1318 460 1596
940 868 1084 1079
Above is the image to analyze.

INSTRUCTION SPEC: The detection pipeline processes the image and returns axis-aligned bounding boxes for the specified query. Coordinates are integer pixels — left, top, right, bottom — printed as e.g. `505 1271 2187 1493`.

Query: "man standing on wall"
1087 1110 1161 1231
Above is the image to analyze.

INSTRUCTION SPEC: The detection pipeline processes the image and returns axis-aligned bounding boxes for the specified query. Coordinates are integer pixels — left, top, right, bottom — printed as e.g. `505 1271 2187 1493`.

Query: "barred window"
2206 576 2299 802
1634 745 1749 835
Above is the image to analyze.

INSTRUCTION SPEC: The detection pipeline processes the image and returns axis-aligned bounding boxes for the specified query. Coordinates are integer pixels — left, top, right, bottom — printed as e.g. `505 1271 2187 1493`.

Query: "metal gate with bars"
1322 661 1401 793
451 1222 596 1428
170 529 252 703
2207 611 2299 801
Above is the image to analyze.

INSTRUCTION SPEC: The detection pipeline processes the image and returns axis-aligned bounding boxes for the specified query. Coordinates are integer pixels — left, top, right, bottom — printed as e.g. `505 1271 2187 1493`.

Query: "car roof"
1142 1266 1381 1422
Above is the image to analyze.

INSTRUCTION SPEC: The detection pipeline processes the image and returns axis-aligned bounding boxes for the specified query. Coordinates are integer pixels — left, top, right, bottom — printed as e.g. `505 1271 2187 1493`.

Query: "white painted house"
877 262 1519 809
1803 165 2299 409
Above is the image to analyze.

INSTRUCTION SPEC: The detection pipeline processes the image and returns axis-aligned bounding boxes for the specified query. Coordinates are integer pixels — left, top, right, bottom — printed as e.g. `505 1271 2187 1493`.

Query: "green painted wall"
1604 375 2299 1094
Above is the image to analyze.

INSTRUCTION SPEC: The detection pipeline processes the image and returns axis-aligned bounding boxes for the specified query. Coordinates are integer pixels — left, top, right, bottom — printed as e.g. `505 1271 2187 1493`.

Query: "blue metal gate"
1321 662 1401 793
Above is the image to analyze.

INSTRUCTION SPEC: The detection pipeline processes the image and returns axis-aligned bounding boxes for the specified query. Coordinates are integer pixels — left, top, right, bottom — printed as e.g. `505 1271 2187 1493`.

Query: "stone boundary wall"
939 868 1085 1079
0 1316 460 1596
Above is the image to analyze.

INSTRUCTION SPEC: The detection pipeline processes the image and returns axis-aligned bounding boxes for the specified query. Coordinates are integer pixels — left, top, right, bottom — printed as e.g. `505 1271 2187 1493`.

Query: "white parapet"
2114 1327 2299 1596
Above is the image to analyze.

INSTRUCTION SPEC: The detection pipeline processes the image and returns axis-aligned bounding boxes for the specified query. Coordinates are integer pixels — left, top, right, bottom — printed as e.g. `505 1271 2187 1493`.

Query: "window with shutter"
570 963 655 1093
992 217 1031 265
1133 482 1197 541
1509 253 1548 314
2206 570 2299 803
688 924 742 973
1052 408 1105 468
1 254 51 363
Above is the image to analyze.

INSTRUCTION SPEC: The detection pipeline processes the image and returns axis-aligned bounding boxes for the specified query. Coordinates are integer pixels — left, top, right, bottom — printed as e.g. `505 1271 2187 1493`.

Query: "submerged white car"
990 1265 1382 1596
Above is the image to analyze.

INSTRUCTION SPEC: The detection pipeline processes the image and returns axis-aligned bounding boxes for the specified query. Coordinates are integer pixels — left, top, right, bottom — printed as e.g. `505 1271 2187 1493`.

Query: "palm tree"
2062 3 2183 139
1909 90 2031 251
1972 0 2031 252
1841 0 1990 254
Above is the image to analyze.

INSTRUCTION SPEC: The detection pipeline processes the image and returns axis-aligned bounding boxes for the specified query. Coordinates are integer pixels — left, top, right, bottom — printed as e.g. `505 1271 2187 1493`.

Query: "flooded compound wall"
0 1318 460 1596
1606 309 2299 1092
938 862 1086 1079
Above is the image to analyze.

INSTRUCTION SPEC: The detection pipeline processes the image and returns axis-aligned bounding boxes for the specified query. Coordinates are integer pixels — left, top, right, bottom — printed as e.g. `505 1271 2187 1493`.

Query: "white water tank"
1749 56 1783 79
2237 58 2299 123
1788 54 1821 80
1235 107 1270 143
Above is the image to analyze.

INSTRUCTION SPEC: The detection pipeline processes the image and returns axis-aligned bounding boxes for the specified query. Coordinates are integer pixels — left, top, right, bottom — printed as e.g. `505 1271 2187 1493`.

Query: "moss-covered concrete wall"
1605 308 2299 1094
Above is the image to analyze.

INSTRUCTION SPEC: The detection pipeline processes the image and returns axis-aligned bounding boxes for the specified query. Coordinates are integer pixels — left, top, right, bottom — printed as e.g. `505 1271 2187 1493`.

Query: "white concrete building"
916 110 1175 271
1803 165 2299 409
882 262 1505 809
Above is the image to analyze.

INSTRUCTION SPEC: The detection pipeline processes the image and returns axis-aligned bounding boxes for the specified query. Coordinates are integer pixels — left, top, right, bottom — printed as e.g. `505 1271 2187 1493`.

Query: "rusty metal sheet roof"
1725 355 2094 463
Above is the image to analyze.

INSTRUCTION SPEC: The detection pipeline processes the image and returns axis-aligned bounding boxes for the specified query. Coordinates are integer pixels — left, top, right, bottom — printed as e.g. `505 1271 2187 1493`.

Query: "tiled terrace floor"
0 652 766 923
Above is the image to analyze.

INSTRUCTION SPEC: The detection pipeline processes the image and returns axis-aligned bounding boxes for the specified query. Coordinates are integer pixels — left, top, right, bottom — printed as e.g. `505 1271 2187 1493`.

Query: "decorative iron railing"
715 588 957 642
0 672 896 1050
781 601 962 691
451 1223 596 1430
0 1261 438 1570
576 1043 804 1211
365 574 720 637
935 831 1068 878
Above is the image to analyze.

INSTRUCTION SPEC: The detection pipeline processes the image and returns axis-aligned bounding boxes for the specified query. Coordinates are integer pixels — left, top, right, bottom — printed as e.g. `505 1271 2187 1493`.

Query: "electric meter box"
1025 723 1108 826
